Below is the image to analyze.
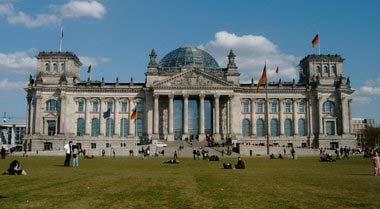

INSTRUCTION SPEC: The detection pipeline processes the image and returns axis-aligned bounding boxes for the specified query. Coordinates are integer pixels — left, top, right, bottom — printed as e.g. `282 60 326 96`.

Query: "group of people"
64 141 81 167
192 147 209 160
223 157 246 169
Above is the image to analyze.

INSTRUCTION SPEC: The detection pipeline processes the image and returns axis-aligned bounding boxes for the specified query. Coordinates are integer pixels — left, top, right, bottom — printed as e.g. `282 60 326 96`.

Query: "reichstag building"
24 47 356 151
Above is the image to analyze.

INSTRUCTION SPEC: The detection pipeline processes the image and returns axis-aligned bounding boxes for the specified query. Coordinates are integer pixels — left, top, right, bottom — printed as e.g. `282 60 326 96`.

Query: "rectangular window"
47 120 56 136
298 102 306 113
121 102 128 113
107 102 113 112
257 102 264 113
78 101 84 112
91 143 96 149
285 102 292 113
242 100 250 113
92 102 99 112
271 102 278 113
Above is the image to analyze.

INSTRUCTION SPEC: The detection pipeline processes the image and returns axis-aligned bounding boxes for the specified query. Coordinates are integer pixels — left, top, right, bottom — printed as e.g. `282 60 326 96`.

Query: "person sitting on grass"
235 157 246 169
3 160 27 175
223 162 232 169
163 159 180 164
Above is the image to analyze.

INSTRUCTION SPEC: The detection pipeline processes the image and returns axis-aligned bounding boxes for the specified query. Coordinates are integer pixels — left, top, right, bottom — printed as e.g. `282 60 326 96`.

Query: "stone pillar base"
181 134 189 141
150 134 160 140
198 134 206 141
213 133 221 142
167 134 175 141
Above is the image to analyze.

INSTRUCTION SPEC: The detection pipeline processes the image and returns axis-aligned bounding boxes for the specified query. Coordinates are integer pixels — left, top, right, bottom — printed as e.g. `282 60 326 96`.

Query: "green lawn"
0 156 379 209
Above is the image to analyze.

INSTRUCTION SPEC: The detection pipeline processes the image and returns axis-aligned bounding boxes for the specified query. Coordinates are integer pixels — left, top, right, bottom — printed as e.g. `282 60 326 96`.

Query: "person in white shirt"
64 141 72 167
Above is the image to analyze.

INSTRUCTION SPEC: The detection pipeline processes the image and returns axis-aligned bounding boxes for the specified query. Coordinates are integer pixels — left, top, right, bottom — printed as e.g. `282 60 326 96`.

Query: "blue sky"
0 0 379 122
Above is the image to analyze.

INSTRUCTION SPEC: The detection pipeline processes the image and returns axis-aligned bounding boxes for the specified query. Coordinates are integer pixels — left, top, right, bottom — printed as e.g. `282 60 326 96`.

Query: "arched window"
284 119 293 136
136 118 143 137
106 118 115 137
323 101 335 113
242 99 250 113
298 119 307 136
121 102 129 113
53 63 58 72
107 101 114 112
92 101 99 112
91 118 100 137
271 101 278 113
76 118 86 136
317 66 322 76
45 63 50 72
136 102 144 114
61 63 65 71
242 119 251 137
46 99 59 111
270 119 279 136
332 65 337 76
324 66 329 75
120 118 129 137
256 119 265 137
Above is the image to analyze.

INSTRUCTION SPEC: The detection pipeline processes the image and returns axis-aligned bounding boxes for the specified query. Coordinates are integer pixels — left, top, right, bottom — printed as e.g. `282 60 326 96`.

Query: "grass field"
0 156 379 209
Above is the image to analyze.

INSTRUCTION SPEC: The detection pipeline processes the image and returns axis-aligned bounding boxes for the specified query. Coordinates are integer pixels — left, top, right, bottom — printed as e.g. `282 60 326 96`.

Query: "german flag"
312 33 320 48
256 64 268 91
131 109 137 120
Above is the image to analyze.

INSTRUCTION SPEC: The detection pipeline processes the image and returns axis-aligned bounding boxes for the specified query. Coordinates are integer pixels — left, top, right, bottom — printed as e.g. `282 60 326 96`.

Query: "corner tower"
35 52 82 85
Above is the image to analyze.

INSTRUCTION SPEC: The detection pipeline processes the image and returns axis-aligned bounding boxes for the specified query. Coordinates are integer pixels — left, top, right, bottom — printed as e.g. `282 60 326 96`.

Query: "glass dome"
158 47 220 70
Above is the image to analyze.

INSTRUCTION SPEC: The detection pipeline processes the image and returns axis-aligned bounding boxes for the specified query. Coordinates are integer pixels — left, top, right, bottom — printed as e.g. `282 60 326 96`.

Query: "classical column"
100 98 106 135
318 97 324 134
199 94 205 136
59 95 66 134
214 95 220 135
293 99 299 135
168 95 174 141
251 98 256 136
348 99 352 134
85 98 91 135
279 99 285 136
11 125 16 146
34 95 42 134
341 97 350 134
129 98 135 136
153 94 159 134
183 94 189 136
114 98 120 136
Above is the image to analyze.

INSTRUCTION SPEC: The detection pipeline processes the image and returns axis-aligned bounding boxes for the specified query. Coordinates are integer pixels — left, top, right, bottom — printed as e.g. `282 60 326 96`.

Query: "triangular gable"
153 69 236 89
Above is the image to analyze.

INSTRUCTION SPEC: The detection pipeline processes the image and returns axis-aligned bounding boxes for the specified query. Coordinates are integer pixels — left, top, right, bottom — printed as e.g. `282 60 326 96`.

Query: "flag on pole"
61 27 64 39
256 64 268 91
130 109 137 120
275 66 279 75
312 33 320 48
103 108 111 119
87 65 92 73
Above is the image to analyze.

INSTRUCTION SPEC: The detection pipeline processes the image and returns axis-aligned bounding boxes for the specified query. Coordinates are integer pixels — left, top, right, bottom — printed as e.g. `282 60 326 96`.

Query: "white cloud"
358 78 380 95
79 56 111 67
0 79 26 90
59 1 106 19
0 1 106 28
0 49 37 74
199 31 299 82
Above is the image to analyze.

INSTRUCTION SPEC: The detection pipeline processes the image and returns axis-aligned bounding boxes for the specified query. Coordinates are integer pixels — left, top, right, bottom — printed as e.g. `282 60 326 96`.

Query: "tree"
363 126 380 147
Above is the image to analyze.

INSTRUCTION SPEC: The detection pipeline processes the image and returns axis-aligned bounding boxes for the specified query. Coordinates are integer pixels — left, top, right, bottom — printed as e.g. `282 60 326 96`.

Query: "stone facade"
24 48 356 151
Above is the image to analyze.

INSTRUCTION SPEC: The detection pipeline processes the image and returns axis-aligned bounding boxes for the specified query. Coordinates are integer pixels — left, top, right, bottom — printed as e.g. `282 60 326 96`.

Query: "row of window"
242 100 306 114
316 65 337 77
45 62 65 72
76 118 144 137
242 118 308 137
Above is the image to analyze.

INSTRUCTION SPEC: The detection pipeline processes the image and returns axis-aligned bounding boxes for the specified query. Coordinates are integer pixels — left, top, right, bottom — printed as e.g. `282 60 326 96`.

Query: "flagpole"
265 81 269 155
318 32 320 55
59 27 63 52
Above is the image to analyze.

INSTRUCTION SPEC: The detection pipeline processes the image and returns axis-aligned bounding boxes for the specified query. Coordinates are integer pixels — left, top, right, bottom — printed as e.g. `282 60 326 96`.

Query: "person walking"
193 149 196 160
174 150 178 160
64 141 72 167
72 145 79 168
372 152 380 176
1 146 6 159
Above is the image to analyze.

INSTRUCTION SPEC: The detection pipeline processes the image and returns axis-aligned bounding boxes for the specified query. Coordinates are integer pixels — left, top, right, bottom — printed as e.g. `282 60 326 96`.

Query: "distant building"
25 47 356 151
0 118 26 150
351 118 376 146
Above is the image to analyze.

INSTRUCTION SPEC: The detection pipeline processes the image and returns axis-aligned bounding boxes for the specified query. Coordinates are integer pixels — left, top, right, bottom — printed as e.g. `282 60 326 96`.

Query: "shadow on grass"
0 195 7 199
347 173 373 176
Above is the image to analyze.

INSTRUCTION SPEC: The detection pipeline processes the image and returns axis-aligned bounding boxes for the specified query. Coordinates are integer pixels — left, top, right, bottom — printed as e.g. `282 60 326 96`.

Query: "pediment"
153 69 236 89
